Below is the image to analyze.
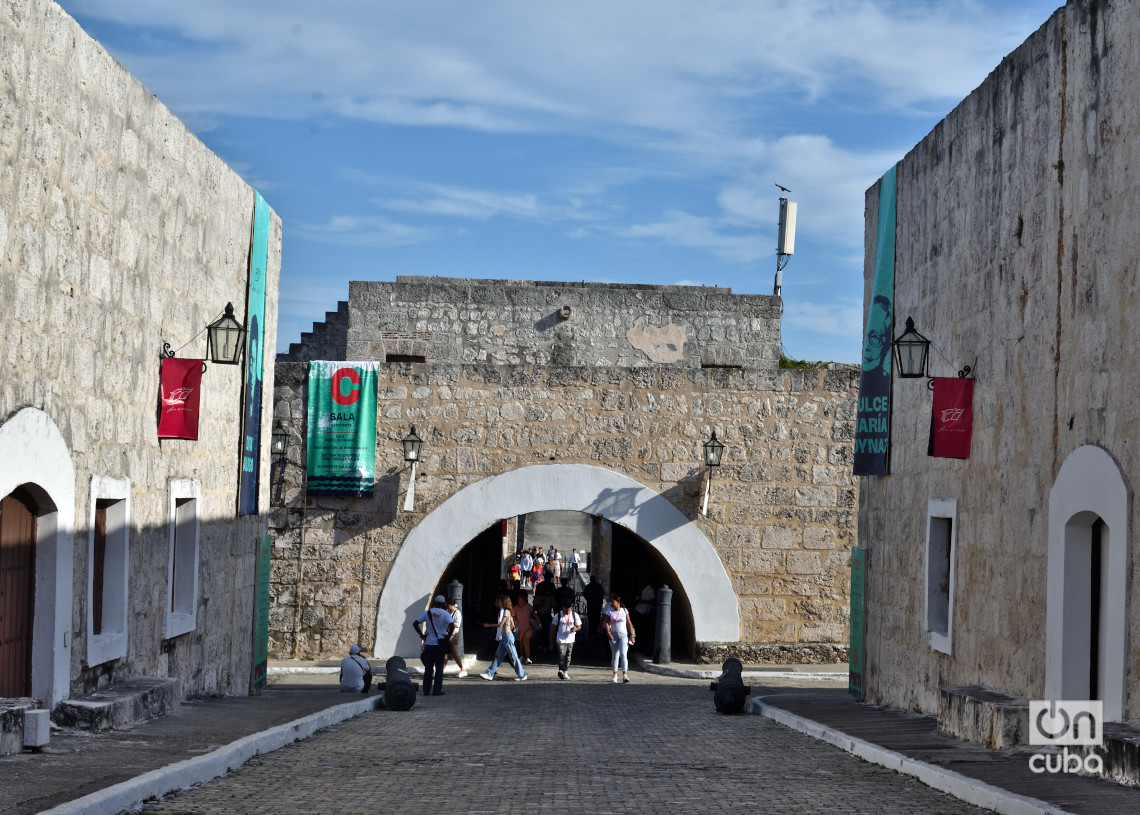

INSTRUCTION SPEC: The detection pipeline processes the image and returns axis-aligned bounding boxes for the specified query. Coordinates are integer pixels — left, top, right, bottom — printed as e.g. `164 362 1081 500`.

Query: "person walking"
519 550 533 589
551 600 582 679
339 644 372 693
602 594 635 684
552 548 563 586
512 591 541 665
481 594 528 681
413 596 456 696
570 548 581 577
442 596 467 677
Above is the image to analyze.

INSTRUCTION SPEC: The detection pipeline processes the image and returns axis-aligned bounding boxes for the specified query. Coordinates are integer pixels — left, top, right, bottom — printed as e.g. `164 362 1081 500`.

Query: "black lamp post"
206 303 246 365
402 426 424 511
701 431 725 516
893 317 931 379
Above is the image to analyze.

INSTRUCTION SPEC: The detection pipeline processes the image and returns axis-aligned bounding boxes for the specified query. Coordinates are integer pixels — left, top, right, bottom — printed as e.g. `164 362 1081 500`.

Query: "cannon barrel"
381 656 417 711
709 657 751 714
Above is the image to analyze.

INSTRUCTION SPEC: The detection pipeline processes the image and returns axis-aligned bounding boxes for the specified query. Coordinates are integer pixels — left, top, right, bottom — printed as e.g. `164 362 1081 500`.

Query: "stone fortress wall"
860 0 1140 719
1 0 281 702
271 278 858 663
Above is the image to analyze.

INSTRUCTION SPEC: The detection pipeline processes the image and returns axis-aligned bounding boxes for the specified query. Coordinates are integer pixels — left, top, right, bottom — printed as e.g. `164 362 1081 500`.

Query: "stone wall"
860 0 1140 718
269 360 858 661
280 277 782 371
1 0 281 702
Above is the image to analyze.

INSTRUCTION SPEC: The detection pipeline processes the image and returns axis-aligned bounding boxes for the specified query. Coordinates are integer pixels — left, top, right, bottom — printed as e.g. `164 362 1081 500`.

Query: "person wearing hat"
339 645 372 693
413 595 456 696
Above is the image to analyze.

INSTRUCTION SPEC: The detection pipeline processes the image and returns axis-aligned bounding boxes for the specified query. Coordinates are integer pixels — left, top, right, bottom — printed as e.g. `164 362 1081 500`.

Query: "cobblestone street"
141 666 982 815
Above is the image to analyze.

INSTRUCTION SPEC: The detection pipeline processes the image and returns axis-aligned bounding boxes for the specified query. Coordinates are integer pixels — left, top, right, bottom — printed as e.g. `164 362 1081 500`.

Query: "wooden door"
0 493 37 698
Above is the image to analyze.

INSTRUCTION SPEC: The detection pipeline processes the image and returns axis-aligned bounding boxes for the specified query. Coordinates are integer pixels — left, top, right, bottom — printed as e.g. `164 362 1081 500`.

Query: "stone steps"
52 676 180 730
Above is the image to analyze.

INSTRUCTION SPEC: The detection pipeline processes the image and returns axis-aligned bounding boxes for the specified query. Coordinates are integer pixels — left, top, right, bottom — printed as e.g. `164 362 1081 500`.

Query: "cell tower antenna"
774 193 797 296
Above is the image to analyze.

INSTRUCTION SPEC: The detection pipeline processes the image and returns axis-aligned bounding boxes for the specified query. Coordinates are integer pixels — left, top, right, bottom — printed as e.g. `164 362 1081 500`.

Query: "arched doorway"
429 512 697 661
0 489 37 697
0 408 75 707
1046 445 1130 720
375 464 737 658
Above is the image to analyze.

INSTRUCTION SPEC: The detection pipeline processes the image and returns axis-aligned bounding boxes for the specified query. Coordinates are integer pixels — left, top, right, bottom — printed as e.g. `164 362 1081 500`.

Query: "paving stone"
140 667 984 814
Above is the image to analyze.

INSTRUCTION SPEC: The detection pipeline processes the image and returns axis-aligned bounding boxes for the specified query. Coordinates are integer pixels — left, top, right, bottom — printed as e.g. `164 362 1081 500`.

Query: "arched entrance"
375 464 738 658
0 408 75 706
1046 445 1130 720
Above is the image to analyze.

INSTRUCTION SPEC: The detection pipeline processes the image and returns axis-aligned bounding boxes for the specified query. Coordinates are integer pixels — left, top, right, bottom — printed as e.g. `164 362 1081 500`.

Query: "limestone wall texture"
861 0 1140 717
281 277 781 371
269 358 859 662
1 0 281 702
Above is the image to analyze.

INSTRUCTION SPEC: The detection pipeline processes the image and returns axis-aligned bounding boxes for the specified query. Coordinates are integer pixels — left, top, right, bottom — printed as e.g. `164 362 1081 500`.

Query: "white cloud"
292 215 449 248
62 0 1058 149
783 297 865 339
612 210 768 264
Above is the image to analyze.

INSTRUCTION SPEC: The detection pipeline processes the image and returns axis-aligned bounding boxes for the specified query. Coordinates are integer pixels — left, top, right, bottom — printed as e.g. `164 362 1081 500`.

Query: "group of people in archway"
477 587 636 684
509 545 582 590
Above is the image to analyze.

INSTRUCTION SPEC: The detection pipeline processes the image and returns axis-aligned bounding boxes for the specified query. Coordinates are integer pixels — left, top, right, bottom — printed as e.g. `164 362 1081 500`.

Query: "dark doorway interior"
611 524 695 660
1 489 38 698
431 515 696 663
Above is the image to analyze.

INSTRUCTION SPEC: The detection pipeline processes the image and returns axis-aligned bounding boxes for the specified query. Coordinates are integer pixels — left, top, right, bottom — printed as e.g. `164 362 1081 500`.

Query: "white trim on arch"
1046 444 1130 721
0 408 75 708
374 464 739 658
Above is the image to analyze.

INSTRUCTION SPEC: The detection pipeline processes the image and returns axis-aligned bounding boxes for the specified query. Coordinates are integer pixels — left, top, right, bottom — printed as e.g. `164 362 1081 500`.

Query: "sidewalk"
0 684 373 815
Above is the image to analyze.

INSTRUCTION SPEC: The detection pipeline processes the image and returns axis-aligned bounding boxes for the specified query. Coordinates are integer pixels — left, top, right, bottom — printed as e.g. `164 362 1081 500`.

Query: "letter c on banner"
331 368 361 406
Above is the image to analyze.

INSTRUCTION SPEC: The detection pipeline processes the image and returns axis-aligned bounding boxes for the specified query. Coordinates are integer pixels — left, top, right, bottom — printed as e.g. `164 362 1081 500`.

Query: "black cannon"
709 658 751 714
379 656 417 711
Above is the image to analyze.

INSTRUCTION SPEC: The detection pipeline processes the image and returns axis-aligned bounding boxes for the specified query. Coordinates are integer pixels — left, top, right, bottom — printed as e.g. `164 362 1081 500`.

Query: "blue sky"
59 0 1063 362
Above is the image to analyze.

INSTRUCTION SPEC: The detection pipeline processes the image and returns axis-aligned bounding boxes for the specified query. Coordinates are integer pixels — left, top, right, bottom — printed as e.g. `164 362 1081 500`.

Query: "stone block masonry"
1 0 281 707
269 360 858 662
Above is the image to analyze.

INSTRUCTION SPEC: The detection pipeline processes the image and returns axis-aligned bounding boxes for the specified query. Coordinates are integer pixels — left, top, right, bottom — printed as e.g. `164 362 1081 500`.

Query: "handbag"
353 655 372 693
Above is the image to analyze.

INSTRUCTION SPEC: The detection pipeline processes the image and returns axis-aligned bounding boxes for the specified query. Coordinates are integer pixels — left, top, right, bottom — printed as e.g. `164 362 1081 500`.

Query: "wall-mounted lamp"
206 303 246 366
892 316 974 388
892 317 930 379
402 426 424 511
271 420 289 506
701 430 725 516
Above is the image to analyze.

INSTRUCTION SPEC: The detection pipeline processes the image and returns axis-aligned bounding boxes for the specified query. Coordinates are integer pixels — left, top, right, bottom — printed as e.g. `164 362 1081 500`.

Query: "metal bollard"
654 584 673 664
381 656 417 711
709 657 751 714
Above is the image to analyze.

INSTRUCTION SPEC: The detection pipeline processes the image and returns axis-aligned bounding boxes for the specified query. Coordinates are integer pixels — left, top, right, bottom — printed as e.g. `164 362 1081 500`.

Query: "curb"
633 654 846 682
751 697 1074 815
37 696 381 815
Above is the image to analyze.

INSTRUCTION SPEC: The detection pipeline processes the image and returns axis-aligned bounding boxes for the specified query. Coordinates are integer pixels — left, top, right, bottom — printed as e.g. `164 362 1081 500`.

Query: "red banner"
929 377 973 459
158 358 204 440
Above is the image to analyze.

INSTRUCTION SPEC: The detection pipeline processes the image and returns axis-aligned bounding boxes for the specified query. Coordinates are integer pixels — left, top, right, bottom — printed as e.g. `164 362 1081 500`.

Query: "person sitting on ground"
339 644 372 693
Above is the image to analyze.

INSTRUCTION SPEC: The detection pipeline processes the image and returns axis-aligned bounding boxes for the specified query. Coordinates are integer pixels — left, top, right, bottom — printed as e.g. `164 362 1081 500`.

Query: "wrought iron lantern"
703 431 725 468
402 426 424 463
892 316 931 379
206 303 246 365
271 421 288 457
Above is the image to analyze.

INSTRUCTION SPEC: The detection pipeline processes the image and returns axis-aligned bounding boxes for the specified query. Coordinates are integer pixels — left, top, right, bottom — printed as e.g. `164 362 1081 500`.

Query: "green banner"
849 547 866 700
239 191 271 515
853 164 897 476
306 361 379 496
252 535 271 692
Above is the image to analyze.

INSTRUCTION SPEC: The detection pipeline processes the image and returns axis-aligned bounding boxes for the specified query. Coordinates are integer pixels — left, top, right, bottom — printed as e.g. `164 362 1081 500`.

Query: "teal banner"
239 191 270 515
252 535 271 692
853 164 897 476
849 547 866 700
306 361 379 496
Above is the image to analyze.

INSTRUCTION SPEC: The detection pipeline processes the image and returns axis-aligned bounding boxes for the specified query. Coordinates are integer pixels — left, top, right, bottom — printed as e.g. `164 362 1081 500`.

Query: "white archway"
0 408 75 707
1046 444 1130 720
374 464 739 658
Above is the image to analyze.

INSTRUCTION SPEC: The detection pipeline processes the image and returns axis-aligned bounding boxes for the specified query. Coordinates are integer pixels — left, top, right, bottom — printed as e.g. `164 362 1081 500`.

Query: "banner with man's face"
853 165 897 476
306 361 379 496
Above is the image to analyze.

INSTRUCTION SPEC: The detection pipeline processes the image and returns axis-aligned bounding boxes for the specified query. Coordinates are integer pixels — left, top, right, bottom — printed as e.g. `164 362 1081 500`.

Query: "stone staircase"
277 299 349 362
52 676 180 730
